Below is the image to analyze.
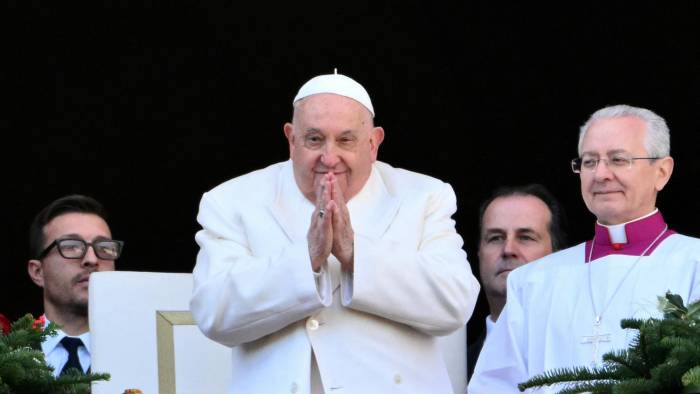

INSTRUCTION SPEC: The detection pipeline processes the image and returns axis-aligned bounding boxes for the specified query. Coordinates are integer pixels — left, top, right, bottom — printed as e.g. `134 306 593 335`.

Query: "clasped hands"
308 172 354 273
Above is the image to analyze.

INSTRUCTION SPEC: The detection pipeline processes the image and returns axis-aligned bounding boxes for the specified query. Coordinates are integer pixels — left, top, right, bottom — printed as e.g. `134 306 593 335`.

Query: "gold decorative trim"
156 311 196 394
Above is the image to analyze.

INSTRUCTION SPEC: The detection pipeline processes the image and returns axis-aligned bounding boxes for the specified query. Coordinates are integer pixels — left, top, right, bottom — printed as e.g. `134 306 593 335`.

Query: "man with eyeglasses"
27 194 122 377
469 105 700 393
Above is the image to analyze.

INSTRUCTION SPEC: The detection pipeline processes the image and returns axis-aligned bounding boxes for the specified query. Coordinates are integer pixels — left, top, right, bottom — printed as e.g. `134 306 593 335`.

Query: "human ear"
27 259 45 288
369 127 385 161
283 122 295 157
654 156 674 191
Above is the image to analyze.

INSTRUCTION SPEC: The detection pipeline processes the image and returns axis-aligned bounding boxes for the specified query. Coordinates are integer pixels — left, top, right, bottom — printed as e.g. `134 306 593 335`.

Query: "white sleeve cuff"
314 263 332 306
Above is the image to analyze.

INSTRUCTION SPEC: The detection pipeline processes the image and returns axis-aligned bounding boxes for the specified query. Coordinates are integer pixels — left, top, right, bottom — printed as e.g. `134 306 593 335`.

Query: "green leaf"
682 366 700 387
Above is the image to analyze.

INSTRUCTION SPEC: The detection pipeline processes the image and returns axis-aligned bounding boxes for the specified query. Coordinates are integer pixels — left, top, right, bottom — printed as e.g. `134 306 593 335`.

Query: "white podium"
88 271 232 394
89 271 467 393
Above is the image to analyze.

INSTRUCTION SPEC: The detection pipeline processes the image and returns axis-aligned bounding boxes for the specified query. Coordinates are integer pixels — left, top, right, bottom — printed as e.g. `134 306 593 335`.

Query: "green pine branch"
0 314 110 394
681 368 700 393
610 377 660 393
518 365 618 391
518 292 700 394
557 381 616 394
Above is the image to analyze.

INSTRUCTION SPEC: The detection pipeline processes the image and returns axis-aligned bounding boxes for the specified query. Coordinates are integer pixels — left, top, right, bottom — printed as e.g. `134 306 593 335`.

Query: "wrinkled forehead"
481 195 552 234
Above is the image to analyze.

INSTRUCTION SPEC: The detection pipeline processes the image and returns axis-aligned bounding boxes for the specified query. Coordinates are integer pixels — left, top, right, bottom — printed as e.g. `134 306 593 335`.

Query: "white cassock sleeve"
189 192 332 347
340 183 480 336
468 271 529 393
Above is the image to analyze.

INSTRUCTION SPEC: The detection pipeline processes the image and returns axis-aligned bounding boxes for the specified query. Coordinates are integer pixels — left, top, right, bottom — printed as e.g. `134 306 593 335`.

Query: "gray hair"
578 104 670 157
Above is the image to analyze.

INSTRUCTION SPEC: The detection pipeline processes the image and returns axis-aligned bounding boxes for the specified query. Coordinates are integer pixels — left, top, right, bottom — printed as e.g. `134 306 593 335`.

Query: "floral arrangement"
518 292 700 394
0 313 109 394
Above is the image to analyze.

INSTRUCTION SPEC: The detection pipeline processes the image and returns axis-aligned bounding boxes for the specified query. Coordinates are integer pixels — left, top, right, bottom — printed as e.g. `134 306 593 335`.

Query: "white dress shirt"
484 314 496 337
41 318 91 377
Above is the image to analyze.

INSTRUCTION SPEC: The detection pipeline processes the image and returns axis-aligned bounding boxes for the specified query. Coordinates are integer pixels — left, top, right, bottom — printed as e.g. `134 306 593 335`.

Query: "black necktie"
60 336 85 376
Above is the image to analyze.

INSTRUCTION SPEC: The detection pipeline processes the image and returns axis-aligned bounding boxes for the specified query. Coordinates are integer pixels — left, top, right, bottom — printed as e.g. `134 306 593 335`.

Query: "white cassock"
468 210 700 394
191 160 480 394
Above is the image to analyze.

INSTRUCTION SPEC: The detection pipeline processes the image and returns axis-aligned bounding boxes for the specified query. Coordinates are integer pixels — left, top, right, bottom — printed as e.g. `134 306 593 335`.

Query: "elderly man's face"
478 195 554 302
579 117 672 225
284 93 384 202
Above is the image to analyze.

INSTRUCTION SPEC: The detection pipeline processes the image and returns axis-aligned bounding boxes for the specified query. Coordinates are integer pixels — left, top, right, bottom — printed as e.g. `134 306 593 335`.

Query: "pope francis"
190 71 480 394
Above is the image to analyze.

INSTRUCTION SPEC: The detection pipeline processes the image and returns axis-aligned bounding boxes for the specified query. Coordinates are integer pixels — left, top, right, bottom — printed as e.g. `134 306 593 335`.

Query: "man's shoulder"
663 232 700 254
668 232 700 245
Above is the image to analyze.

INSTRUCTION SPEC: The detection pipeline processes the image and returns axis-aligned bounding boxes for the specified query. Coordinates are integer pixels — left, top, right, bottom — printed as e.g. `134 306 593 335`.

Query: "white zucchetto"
293 71 374 117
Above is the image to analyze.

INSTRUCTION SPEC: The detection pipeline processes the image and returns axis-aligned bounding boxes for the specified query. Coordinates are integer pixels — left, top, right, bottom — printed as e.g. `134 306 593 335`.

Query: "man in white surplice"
191 72 480 394
468 105 700 393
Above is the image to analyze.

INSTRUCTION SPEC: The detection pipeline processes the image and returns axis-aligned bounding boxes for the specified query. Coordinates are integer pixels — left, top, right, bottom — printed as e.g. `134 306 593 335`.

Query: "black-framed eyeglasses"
571 155 659 173
38 238 124 260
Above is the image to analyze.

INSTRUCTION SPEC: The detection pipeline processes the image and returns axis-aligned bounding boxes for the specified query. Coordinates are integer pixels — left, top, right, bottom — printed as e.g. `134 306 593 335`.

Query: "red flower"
33 314 46 331
0 314 10 335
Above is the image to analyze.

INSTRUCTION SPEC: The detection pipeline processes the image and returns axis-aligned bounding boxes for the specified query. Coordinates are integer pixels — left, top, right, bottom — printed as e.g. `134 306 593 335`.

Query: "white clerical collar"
485 315 497 337
596 209 658 244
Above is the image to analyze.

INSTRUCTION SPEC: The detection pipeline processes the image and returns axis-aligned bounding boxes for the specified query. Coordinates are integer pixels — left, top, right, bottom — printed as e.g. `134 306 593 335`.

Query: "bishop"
468 105 700 393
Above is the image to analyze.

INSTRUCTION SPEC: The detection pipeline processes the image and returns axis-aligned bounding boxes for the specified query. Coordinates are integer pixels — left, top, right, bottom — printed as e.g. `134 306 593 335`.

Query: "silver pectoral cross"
580 316 611 367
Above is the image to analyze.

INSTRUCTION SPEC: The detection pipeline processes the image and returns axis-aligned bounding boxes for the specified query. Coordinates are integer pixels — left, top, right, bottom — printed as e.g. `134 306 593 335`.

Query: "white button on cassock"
307 318 319 330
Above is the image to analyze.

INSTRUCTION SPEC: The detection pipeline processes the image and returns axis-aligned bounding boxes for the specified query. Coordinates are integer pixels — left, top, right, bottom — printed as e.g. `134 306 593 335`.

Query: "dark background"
4 2 699 346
